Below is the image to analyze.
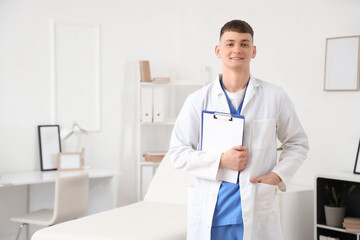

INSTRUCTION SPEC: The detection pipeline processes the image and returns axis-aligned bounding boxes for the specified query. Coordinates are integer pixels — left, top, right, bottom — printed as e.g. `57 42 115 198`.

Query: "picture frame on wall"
354 139 360 175
38 125 61 171
324 36 360 91
57 152 82 171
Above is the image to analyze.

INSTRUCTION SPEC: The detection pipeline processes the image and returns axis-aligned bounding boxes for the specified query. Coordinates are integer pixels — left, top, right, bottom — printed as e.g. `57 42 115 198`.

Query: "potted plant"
324 183 357 227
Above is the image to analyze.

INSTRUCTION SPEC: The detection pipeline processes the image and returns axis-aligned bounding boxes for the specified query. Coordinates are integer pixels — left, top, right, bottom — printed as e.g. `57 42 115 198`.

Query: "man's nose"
233 45 242 53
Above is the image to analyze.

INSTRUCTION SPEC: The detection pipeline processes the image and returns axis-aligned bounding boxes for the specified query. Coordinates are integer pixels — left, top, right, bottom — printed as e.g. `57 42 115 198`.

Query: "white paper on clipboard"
200 110 245 183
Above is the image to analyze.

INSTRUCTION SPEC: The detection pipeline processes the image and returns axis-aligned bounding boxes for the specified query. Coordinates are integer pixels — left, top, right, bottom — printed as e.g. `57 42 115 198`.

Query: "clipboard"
201 111 245 153
200 111 245 183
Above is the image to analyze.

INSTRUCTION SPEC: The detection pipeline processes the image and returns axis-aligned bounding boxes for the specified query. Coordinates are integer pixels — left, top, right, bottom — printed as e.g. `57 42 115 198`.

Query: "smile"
230 57 243 60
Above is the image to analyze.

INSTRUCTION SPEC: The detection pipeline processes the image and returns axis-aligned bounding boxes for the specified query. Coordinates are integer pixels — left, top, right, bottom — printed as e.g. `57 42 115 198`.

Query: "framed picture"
324 36 360 91
57 152 82 171
354 140 360 174
38 125 62 171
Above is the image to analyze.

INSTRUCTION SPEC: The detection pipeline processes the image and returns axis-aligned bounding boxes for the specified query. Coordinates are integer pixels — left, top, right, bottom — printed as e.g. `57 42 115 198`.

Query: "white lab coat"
169 76 309 240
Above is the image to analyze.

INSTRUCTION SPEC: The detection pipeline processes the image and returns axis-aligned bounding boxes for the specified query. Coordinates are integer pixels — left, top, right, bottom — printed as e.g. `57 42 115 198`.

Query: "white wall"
0 0 360 239
0 0 178 202
0 0 178 239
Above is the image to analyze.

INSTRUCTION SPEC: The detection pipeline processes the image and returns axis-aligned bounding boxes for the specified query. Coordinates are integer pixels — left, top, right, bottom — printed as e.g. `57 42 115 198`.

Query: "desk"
0 169 118 240
0 169 117 187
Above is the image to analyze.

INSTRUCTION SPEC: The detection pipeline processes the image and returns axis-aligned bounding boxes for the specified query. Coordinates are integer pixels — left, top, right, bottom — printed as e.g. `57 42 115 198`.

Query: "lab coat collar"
213 74 260 114
214 74 225 96
241 75 260 113
214 74 260 97
215 75 259 95
213 77 230 113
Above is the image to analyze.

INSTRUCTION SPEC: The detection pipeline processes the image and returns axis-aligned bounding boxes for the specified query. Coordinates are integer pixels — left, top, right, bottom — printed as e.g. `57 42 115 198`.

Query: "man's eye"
241 43 249 47
227 43 234 47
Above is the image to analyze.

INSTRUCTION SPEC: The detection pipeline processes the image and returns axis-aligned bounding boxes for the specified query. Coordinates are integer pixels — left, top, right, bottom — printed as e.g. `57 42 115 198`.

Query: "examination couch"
31 154 195 240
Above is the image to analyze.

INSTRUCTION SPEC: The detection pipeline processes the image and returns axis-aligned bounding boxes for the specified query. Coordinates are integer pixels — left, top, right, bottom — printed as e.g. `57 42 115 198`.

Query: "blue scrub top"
212 181 243 226
212 78 248 227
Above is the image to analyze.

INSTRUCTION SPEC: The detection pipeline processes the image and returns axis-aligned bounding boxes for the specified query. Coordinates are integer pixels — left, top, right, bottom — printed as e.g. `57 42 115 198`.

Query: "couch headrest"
144 153 195 205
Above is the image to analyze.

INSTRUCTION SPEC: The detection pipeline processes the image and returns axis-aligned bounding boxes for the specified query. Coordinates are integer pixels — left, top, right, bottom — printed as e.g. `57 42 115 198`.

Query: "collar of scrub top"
220 75 249 115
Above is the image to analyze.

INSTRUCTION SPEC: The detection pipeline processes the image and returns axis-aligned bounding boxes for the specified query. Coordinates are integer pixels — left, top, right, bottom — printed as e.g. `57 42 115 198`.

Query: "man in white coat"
169 19 309 240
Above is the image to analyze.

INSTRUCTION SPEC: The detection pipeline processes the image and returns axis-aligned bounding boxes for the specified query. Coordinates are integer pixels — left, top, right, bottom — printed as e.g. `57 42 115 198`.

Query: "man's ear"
252 46 257 58
215 45 221 59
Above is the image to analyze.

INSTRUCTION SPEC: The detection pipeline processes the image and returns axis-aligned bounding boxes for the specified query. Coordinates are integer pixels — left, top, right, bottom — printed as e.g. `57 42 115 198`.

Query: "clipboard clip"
213 113 233 121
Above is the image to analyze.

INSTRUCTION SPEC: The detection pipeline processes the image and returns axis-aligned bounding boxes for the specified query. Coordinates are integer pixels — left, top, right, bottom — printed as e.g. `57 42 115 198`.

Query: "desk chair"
10 172 89 240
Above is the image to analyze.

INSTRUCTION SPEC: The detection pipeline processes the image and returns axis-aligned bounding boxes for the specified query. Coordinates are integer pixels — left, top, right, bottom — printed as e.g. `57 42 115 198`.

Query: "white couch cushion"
32 201 187 240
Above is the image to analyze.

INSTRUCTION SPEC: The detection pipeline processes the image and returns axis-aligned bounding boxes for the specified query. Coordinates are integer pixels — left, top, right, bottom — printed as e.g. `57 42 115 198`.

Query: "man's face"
215 31 256 71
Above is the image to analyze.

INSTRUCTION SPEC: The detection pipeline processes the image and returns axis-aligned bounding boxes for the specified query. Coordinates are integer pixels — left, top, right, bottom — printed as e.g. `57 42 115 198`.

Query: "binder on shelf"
139 60 151 82
143 152 166 162
141 88 153 122
153 88 165 122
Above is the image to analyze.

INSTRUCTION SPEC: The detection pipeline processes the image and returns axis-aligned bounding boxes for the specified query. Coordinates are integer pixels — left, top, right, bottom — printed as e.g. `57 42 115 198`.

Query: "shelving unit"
315 172 360 240
136 80 204 200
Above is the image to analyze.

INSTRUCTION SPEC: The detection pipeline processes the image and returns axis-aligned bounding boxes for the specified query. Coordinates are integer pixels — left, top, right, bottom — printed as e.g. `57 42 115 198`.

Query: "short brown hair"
220 19 254 41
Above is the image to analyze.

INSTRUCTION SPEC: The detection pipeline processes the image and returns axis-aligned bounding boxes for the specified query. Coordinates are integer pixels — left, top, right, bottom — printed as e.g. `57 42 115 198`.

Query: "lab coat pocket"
251 119 276 150
254 183 277 218
187 186 202 223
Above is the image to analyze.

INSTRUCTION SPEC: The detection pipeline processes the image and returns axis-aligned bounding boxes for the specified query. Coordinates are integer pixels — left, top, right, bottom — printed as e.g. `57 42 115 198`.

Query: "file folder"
153 88 165 122
141 88 153 122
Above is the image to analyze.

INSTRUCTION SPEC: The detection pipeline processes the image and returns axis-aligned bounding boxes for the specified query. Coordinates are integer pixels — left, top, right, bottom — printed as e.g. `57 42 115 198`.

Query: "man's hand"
250 172 282 185
220 145 248 171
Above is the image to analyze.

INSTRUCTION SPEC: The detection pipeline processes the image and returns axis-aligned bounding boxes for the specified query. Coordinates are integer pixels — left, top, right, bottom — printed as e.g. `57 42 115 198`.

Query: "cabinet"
136 81 203 200
278 183 314 240
315 172 360 240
